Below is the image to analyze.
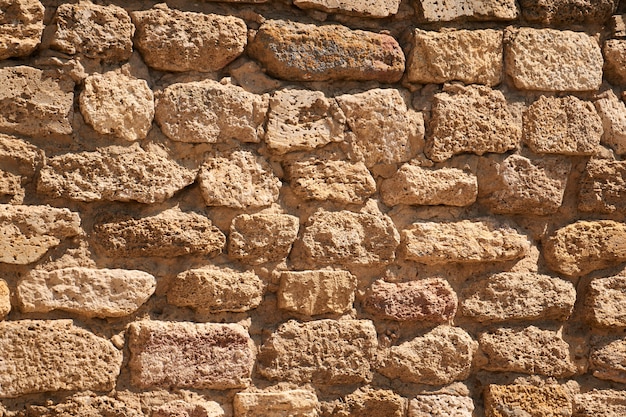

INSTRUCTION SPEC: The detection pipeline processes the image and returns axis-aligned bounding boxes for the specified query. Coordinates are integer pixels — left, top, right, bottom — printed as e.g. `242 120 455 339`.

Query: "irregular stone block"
505 28 603 92
603 40 626 86
426 85 520 162
485 385 572 417
278 270 357 316
523 95 603 155
0 319 122 398
409 395 474 417
153 400 224 417
0 204 81 265
401 219 530 265
80 72 154 142
198 150 280 209
590 338 626 383
0 170 22 203
294 0 400 17
336 88 424 167
380 165 477 207
265 89 345 154
0 66 74 137
327 388 405 417
168 266 265 313
0 133 43 177
0 279 9 319
248 20 405 82
0 0 44 60
258 319 378 384
363 278 457 323
128 320 255 389
418 0 518 21
379 325 477 385
25 392 143 417
17 267 156 318
38 145 196 204
406 29 503 86
595 90 626 155
51 2 133 62
155 80 268 144
132 5 246 72
234 390 318 417
93 209 225 258
520 0 617 25
579 159 626 213
585 273 626 328
574 389 626 417
544 220 626 277
461 272 576 323
479 326 576 377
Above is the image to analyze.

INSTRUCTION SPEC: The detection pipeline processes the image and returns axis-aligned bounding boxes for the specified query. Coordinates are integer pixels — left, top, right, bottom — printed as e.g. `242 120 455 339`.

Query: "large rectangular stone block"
234 390 319 417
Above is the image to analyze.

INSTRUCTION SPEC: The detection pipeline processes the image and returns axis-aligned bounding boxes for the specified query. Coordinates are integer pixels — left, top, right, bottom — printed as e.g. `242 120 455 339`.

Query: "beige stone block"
579 159 626 213
584 273 626 328
409 395 474 417
25 392 143 417
520 0 617 24
418 0 518 21
603 40 626 85
294 0 400 17
327 388 405 417
485 384 572 417
0 170 23 203
574 389 626 417
594 90 626 155
153 400 224 417
0 0 44 60
234 390 318 417
0 279 9 319
590 337 626 383
0 133 43 177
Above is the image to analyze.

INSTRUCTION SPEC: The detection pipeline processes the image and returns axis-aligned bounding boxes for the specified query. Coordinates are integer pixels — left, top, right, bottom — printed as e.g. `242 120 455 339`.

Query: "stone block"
417 0 518 21
484 384 572 417
603 40 626 85
0 133 43 177
409 395 474 417
294 0 400 18
0 0 44 60
234 390 318 417
584 273 626 328
327 388 405 417
25 393 143 417
574 389 626 417
579 159 626 213
0 279 9 319
590 337 626 383
520 0 617 24
153 400 224 417
595 90 626 155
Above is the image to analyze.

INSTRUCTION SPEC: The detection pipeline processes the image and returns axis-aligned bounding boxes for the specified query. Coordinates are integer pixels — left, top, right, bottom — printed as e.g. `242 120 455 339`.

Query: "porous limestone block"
574 389 626 417
579 159 626 213
590 337 626 383
153 400 224 417
595 90 626 155
327 388 405 417
294 0 400 18
0 0 44 60
0 280 9 319
409 395 474 417
484 384 572 417
603 40 626 85
520 0 617 24
0 133 43 177
234 390 319 417
418 0 518 22
584 273 626 328
25 393 143 417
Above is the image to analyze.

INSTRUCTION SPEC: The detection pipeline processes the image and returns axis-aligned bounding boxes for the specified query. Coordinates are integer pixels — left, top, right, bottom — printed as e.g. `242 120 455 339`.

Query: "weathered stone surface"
379 325 477 385
198 150 281 209
155 80 268 144
485 385 572 417
590 337 626 383
80 72 154 142
285 158 376 205
544 220 626 277
418 0 518 21
51 2 133 62
363 278 457 323
17 267 156 318
523 95 603 155
168 266 265 313
93 209 225 258
24 392 143 417
611 14 626 37
380 165 477 207
595 90 626 155
248 20 405 82
409 395 474 417
0 0 44 60
234 390 318 417
0 319 122 398
0 204 81 265
132 5 246 72
505 28 603 92
584 273 626 328
336 88 424 167
603 40 626 86
128 320 255 389
406 29 503 86
0 134 42 177
38 145 196 204
0 279 10 319
401 219 530 265
294 0 400 17
579 159 626 213
479 326 576 377
426 85 520 162
0 170 22 203
153 400 224 417
326 388 405 417
265 89 345 154
574 389 626 417
258 319 378 384
519 0 617 25
461 272 576 323
0 66 74 137
278 270 357 316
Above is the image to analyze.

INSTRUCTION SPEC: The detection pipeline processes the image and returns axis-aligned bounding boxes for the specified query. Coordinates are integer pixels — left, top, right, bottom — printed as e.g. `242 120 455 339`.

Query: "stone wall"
1 0 626 416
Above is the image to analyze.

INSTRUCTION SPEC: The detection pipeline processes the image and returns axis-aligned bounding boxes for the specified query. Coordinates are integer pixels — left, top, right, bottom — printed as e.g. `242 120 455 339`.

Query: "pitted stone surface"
590 337 626 383
0 280 9 319
603 40 626 85
484 384 572 417
584 273 626 328
409 395 474 417
24 392 144 417
574 389 626 417
595 90 626 155
0 133 44 177
325 388 405 417
153 400 225 417
0 0 44 60
294 0 400 17
234 390 319 417
579 159 626 213
520 0 617 24
418 0 518 21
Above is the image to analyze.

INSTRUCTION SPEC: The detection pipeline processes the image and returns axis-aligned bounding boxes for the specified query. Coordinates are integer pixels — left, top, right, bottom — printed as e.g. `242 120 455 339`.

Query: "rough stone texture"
579 159 626 213
93 209 225 258
574 390 626 417
401 219 530 265
479 326 576 377
325 388 405 417
461 272 576 323
0 133 43 203
543 220 626 277
24 392 144 417
131 5 247 72
336 88 424 167
603 40 626 85
0 0 44 60
584 273 626 328
294 0 400 18
478 155 571 215
38 145 196 204
0 204 81 265
426 85 520 162
523 95 603 155
363 278 458 323
409 395 474 417
234 390 319 417
17 267 155 318
153 400 224 417
379 325 477 385
128 320 255 389
418 0 518 21
167 266 265 313
505 28 603 92
258 319 378 384
0 320 122 398
265 89 345 154
155 80 268 144
0 170 23 203
80 72 154 142
520 0 617 25
198 150 281 209
0 66 74 137
484 385 572 417
594 89 626 155
51 2 133 62
0 279 10 319
406 29 503 86
248 20 405 82
380 164 477 207
590 338 626 383
278 270 357 316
